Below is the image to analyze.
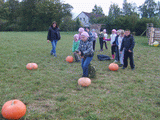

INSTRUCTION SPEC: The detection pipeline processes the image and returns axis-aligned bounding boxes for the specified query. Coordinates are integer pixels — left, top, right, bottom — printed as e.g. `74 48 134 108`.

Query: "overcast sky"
62 0 159 19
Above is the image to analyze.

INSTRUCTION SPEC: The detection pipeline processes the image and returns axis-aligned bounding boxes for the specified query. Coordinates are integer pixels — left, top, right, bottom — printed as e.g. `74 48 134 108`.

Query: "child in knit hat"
103 29 108 49
78 31 94 77
78 27 85 40
72 34 81 62
110 29 117 59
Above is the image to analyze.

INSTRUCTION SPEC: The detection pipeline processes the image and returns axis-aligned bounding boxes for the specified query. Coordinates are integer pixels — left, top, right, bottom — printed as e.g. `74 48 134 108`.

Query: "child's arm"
120 38 124 52
129 36 135 52
72 41 75 52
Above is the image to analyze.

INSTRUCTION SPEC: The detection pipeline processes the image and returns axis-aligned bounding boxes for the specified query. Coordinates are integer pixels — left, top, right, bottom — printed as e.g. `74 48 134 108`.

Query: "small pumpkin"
26 63 33 70
78 77 91 87
109 63 119 71
32 63 38 69
1 99 26 120
153 41 159 47
66 56 74 63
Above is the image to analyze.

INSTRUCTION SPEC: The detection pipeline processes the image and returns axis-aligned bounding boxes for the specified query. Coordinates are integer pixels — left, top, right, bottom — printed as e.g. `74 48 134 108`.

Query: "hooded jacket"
120 34 135 52
47 26 60 41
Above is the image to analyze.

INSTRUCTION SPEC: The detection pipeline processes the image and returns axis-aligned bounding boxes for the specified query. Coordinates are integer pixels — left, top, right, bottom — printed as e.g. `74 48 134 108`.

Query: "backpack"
97 54 111 61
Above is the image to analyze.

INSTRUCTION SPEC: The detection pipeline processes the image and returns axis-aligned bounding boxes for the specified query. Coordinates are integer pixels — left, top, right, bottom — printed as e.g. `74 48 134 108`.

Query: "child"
103 29 108 49
78 32 94 77
110 29 117 59
98 29 104 51
91 29 98 51
118 30 125 67
72 34 81 62
113 30 121 62
120 29 135 70
78 27 84 40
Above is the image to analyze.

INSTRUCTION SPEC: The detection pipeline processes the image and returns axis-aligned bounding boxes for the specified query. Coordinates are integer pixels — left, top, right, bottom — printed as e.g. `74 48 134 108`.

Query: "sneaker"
119 64 123 67
50 52 53 55
122 67 126 69
131 67 135 70
54 54 57 57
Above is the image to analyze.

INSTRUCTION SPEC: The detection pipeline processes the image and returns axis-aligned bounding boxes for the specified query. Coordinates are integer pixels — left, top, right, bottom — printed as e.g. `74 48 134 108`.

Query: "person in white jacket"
110 29 117 59
103 29 108 49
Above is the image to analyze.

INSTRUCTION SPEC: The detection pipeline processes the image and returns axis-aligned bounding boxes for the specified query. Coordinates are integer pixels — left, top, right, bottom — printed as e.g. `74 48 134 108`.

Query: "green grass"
0 31 160 120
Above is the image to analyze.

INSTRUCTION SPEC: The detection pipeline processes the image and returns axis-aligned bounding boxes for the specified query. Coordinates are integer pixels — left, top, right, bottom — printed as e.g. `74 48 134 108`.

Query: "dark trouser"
123 50 135 68
99 38 103 50
103 41 108 49
115 46 119 61
111 45 116 55
93 41 96 51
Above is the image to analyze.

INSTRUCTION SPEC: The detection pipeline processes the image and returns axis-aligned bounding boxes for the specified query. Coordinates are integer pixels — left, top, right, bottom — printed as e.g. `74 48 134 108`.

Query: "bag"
97 54 111 61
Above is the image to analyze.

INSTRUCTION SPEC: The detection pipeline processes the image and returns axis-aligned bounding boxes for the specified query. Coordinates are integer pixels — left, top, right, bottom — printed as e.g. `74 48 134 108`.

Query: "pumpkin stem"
11 100 15 105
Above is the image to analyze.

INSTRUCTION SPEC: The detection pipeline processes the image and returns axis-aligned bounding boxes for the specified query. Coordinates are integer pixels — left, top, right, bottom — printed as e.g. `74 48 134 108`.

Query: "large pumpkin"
32 63 38 69
109 63 119 71
26 63 33 70
1 99 26 120
78 77 91 87
66 56 74 63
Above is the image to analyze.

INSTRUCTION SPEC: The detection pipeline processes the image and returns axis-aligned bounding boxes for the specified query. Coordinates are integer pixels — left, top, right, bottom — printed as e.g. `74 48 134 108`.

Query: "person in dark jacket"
113 30 121 62
120 29 135 70
47 21 61 57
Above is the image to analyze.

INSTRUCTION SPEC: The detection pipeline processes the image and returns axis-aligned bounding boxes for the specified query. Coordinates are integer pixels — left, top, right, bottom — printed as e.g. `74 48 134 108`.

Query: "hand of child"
78 51 81 55
81 56 84 58
128 50 132 52
120 51 122 54
47 40 50 43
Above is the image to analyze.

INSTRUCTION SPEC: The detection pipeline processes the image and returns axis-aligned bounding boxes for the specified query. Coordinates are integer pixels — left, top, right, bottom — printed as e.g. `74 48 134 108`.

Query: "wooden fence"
147 23 160 45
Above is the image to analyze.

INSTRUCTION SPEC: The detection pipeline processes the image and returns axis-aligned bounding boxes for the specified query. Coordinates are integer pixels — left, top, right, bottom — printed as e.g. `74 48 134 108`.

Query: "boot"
111 54 115 59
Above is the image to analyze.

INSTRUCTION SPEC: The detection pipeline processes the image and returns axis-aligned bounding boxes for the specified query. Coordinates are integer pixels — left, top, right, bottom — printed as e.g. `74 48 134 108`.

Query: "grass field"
0 32 160 120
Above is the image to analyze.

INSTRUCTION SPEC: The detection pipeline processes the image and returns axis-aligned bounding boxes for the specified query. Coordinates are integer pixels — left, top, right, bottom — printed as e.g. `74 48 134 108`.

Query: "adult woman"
47 21 61 57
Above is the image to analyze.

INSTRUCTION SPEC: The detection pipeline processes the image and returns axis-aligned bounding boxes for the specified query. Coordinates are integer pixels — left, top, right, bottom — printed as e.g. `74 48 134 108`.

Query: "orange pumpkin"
32 63 38 69
78 77 91 87
1 99 26 120
109 63 119 71
26 63 33 70
66 56 74 63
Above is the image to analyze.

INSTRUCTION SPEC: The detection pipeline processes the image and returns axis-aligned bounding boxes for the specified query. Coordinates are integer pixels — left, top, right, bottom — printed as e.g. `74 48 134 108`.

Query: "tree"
108 3 121 20
92 4 104 15
139 0 157 18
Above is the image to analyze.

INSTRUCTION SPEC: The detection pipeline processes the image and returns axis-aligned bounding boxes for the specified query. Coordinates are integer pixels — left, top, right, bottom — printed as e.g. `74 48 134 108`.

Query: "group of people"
47 21 135 77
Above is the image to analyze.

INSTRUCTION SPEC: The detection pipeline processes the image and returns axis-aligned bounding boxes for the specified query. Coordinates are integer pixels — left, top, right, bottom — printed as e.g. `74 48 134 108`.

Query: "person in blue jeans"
78 32 94 77
47 21 61 57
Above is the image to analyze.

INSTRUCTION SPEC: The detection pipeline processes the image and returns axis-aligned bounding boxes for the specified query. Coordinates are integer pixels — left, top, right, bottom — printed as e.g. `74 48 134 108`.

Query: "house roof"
83 12 103 18
74 11 103 20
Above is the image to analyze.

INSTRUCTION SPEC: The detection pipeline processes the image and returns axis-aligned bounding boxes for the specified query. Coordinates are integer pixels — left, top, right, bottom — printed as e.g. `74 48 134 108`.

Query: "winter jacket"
72 40 80 52
78 39 94 57
47 26 61 41
120 35 135 52
110 34 117 44
113 35 119 46
92 32 98 41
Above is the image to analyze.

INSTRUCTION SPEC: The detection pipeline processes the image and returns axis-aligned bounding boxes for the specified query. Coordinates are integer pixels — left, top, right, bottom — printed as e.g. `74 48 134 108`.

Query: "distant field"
0 32 160 120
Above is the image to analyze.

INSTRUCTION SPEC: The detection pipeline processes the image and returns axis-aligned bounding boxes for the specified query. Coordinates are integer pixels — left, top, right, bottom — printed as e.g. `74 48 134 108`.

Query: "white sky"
62 0 159 19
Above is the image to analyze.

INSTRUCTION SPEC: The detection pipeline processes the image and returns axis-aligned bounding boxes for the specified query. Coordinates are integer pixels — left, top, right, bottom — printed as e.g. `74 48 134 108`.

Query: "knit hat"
81 31 89 38
103 29 106 32
78 27 84 33
112 29 116 32
74 34 79 40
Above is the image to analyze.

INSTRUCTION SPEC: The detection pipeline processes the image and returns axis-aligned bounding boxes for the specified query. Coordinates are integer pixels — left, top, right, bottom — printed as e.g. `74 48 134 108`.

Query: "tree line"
0 0 160 35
